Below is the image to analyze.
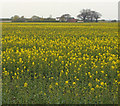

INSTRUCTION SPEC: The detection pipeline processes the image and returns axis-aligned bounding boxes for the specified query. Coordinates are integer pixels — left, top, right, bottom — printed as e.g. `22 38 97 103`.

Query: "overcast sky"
0 0 119 20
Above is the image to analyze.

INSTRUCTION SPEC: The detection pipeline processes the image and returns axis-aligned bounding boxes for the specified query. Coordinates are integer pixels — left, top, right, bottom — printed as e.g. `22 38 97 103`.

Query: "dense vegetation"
2 23 119 104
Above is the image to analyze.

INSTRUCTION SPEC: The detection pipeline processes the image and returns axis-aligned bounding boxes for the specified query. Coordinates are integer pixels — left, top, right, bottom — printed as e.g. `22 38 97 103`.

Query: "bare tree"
77 9 102 22
93 12 102 22
77 9 91 22
90 11 95 22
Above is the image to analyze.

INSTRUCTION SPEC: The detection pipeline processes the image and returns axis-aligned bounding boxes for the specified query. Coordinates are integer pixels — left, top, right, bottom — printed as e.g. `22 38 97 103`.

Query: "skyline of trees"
10 9 102 22
77 9 102 22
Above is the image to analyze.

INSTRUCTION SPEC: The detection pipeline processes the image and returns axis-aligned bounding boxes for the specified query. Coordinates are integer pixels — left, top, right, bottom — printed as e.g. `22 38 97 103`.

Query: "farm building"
67 18 77 22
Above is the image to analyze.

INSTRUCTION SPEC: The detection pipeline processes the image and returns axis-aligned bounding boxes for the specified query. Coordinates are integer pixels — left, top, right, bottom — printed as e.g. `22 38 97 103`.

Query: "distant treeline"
26 20 60 22
1 9 118 23
10 15 60 22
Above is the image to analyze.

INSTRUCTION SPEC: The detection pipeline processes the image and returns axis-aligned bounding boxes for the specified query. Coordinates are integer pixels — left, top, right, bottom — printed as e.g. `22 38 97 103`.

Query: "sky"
0 0 119 20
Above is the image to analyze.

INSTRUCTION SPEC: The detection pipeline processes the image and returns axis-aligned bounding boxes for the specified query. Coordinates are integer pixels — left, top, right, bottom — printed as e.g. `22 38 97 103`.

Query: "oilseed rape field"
2 22 119 104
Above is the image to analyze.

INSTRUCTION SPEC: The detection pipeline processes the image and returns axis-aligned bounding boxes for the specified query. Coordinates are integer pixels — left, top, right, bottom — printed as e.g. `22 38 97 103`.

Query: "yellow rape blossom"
24 82 28 87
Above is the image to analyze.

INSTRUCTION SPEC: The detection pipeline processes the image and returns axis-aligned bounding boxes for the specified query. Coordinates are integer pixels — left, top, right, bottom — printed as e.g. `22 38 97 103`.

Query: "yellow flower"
55 82 58 86
118 74 120 77
28 55 30 58
101 71 104 73
61 61 64 64
115 80 117 83
12 76 14 79
117 71 119 73
88 83 92 87
19 58 22 62
118 82 120 85
90 75 92 78
51 77 53 79
24 82 28 87
111 66 114 69
24 66 26 69
61 70 64 73
14 73 17 76
91 88 94 91
96 85 99 88
73 82 76 85
88 72 90 75
32 62 34 65
21 70 23 73
17 68 19 71
4 71 8 76
101 82 104 86
65 81 69 84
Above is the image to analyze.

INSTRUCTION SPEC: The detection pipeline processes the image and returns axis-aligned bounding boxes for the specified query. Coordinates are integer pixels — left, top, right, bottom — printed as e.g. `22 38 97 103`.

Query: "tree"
89 11 95 22
77 9 91 22
11 15 20 22
111 20 117 22
11 15 26 22
19 16 26 22
59 14 71 22
77 9 102 22
31 15 40 21
93 11 102 22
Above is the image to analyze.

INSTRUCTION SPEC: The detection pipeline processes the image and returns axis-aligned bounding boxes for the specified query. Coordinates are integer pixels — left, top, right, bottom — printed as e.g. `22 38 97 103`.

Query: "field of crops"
2 22 119 104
